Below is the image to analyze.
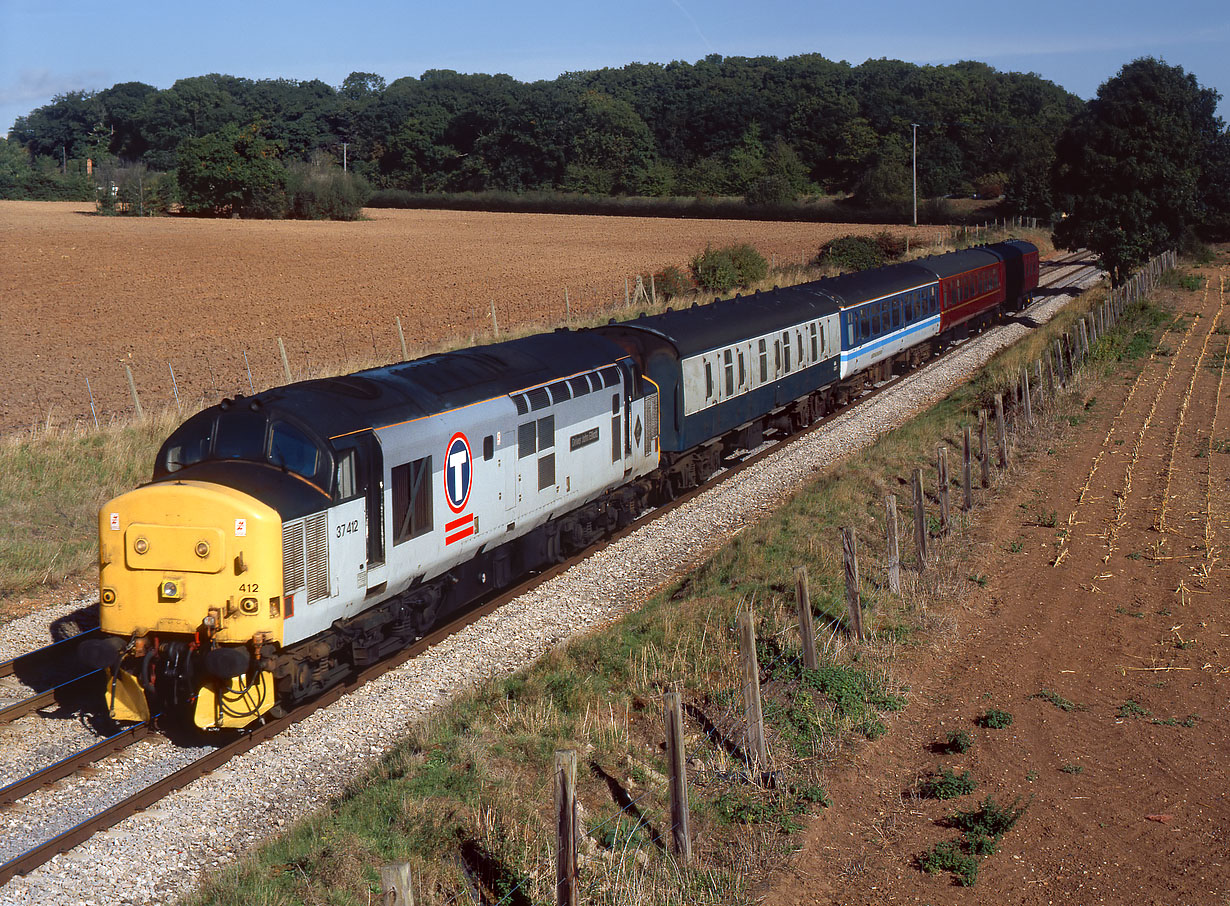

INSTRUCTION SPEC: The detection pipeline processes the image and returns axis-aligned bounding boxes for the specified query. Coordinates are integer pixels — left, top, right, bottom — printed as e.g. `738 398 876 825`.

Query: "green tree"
1052 58 1225 281
176 123 287 217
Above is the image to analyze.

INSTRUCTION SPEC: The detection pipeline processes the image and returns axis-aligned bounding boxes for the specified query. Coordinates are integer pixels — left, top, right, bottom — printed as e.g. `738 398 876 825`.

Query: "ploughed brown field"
768 260 1230 905
0 201 944 435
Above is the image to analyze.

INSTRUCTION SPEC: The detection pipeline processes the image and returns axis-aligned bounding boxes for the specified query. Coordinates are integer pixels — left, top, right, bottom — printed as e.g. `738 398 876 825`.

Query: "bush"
872 230 908 260
690 243 769 293
287 163 370 221
651 264 693 301
817 235 884 272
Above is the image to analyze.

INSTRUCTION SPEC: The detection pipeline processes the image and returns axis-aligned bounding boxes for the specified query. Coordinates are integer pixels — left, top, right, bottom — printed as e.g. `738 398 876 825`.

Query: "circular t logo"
444 433 473 513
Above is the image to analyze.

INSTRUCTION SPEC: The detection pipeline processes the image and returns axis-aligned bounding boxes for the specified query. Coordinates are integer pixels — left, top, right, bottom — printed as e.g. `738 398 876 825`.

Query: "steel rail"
0 627 98 680
0 669 101 725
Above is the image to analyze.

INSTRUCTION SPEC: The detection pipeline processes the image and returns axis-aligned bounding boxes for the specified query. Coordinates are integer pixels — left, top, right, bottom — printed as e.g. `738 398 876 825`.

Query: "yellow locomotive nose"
98 480 285 728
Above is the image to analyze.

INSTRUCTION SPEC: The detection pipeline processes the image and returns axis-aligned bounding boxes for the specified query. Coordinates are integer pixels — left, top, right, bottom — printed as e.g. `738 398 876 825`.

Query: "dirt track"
0 201 944 435
767 260 1230 904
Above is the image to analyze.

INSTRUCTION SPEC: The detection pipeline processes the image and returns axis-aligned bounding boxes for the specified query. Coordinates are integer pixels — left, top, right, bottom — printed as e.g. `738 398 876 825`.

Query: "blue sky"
2 0 1228 138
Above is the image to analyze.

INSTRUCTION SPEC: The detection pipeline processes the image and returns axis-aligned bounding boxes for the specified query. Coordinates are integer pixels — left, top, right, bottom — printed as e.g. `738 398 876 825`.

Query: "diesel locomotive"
81 239 1038 730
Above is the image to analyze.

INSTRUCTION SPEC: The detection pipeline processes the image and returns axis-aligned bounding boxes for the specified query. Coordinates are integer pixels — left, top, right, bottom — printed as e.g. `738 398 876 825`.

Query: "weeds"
941 730 974 754
1031 689 1081 712
1116 700 1150 720
977 709 1013 729
917 767 977 800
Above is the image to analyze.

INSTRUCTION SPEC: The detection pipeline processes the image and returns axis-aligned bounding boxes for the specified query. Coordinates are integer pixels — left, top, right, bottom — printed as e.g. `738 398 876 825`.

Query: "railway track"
0 250 1106 888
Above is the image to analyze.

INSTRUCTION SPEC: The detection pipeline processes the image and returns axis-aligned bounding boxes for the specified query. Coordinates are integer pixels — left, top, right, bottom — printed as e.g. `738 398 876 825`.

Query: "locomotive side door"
333 430 387 592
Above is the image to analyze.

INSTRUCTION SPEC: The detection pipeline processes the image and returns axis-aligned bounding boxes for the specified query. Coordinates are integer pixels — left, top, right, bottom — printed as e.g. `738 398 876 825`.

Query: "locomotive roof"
604 285 841 358
230 329 629 440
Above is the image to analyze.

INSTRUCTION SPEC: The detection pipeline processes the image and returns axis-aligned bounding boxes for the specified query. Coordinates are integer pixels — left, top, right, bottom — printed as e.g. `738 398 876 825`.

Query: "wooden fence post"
994 393 1009 468
396 316 408 360
379 863 416 906
554 749 578 906
978 409 990 488
736 609 768 771
885 495 901 594
842 527 863 641
663 691 692 866
1022 367 1033 425
962 426 973 511
794 566 818 670
937 446 950 535
490 299 500 337
1035 361 1044 405
277 337 292 382
1045 350 1056 397
124 364 143 418
913 469 928 570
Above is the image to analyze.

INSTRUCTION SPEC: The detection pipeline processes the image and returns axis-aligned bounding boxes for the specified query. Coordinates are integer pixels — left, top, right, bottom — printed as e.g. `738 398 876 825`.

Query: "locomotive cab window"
160 418 213 473
215 409 266 462
483 435 494 461
269 421 320 480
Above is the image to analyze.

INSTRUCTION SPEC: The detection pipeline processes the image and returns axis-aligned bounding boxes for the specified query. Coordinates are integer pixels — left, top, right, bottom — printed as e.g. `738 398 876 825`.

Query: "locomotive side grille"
305 512 330 603
645 391 659 455
282 520 306 592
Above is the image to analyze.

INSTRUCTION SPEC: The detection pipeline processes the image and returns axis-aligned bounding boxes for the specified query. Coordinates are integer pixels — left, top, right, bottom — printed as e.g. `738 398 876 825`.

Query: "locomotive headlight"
100 587 116 605
134 537 149 555
240 597 259 615
160 579 182 600
195 540 211 558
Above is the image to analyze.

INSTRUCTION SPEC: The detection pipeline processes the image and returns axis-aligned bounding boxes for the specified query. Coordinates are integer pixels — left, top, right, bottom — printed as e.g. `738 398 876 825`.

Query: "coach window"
724 350 734 396
392 456 432 544
759 339 768 382
810 323 818 360
704 361 714 399
774 341 781 374
783 332 791 372
796 330 804 365
737 349 746 387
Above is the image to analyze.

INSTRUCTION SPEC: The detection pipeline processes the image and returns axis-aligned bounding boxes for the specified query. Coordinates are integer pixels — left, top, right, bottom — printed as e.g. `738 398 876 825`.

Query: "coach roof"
604 286 841 359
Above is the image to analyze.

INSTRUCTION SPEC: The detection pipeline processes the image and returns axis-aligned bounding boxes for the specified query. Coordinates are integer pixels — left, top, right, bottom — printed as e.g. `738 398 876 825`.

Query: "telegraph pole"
911 123 919 227
343 142 348 172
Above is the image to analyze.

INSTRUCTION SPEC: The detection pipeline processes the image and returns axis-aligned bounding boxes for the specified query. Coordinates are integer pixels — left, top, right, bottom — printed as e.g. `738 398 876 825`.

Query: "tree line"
1 54 1227 280
2 55 1081 211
